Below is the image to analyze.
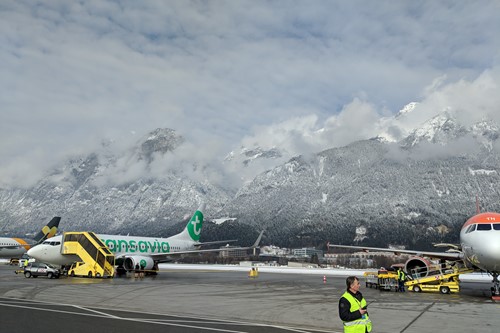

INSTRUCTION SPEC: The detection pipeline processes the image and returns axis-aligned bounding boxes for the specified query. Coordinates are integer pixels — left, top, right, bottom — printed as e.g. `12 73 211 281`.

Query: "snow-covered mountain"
401 111 499 149
220 137 500 248
225 146 284 167
1 110 500 249
0 128 232 237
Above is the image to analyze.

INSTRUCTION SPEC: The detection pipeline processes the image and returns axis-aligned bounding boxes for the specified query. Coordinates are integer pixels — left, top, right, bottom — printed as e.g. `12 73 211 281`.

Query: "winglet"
252 230 264 248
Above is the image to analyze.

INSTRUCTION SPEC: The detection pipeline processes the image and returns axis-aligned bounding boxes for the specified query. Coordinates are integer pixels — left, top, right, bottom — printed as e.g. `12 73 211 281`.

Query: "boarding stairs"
62 232 115 278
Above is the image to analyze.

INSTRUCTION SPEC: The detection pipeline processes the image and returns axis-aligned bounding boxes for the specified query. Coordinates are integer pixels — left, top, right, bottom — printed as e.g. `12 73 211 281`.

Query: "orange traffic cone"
323 275 327 284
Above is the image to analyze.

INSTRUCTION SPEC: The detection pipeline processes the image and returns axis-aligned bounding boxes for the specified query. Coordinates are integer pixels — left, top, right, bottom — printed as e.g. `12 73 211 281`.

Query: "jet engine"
124 256 155 271
404 256 437 278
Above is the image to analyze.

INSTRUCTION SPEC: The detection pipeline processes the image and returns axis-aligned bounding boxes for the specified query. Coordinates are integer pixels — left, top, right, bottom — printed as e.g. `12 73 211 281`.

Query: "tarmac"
0 263 499 333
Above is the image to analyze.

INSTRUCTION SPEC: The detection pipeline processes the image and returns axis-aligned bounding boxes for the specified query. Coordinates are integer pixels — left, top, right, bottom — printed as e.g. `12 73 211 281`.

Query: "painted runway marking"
72 305 121 318
0 299 337 333
400 301 435 333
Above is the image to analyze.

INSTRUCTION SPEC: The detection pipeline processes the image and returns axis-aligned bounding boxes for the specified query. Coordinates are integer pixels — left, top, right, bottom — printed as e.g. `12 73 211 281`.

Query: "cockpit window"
42 240 60 245
493 224 500 231
477 224 492 231
466 224 476 233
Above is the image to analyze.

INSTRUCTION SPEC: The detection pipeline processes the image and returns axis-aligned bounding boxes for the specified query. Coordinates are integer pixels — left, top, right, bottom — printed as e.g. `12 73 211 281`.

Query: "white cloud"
237 67 500 178
1 1 499 187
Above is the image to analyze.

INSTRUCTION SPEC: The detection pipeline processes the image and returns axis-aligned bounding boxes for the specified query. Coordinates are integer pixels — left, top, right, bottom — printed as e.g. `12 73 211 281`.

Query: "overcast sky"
1 1 500 188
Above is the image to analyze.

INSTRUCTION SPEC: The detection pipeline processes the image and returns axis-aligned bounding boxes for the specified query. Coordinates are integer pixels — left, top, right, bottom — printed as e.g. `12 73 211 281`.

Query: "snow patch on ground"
159 263 492 281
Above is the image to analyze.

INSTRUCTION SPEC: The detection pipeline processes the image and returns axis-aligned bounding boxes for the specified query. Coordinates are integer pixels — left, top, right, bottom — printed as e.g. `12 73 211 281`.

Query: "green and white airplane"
27 204 263 272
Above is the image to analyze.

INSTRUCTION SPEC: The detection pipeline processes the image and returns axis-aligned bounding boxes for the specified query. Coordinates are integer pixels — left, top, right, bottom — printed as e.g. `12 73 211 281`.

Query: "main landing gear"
491 272 500 301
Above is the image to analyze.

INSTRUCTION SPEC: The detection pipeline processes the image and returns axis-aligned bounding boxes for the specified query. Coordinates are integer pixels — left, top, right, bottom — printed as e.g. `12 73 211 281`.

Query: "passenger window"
477 224 492 231
493 224 500 231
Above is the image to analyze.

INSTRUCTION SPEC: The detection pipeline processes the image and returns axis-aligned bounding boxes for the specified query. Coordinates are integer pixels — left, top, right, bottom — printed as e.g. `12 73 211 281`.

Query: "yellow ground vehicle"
364 271 378 288
63 232 115 278
248 267 259 278
363 269 399 291
365 262 472 294
406 276 460 294
405 264 472 294
377 269 399 291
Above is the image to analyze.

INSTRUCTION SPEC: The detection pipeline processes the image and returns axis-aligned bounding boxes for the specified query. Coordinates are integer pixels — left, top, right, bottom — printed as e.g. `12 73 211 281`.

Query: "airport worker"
140 262 145 278
397 267 406 292
339 276 372 333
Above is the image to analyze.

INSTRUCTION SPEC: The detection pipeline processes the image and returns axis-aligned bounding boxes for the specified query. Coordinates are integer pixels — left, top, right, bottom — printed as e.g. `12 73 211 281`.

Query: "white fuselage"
0 237 31 258
27 233 197 266
460 222 500 272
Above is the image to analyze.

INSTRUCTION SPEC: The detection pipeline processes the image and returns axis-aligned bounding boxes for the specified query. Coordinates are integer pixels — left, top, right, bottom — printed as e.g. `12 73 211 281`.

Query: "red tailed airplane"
328 212 500 299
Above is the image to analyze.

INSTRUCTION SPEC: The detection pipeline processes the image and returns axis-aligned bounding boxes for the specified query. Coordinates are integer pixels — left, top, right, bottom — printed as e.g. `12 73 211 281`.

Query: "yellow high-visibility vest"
341 291 372 333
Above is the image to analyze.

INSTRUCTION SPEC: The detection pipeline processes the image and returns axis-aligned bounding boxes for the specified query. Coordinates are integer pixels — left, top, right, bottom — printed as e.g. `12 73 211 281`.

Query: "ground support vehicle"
23 262 60 279
63 232 115 278
18 253 35 268
405 265 473 294
377 270 399 291
363 269 399 291
248 267 259 278
363 271 378 288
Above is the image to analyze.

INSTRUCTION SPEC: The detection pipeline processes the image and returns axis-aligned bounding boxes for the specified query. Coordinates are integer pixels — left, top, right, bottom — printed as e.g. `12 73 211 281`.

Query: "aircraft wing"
328 244 463 260
195 239 238 247
116 231 264 262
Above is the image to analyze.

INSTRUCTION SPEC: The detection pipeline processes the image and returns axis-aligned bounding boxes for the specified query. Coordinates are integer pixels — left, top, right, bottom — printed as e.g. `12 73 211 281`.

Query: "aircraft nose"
27 246 42 260
477 238 500 271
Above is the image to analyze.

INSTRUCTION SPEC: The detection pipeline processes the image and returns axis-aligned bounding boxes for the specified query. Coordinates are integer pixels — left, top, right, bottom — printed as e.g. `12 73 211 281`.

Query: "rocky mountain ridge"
1 108 500 250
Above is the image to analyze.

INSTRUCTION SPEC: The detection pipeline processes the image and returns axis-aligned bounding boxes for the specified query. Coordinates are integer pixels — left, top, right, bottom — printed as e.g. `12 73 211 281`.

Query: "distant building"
219 246 248 258
292 248 323 258
324 251 410 269
260 245 291 256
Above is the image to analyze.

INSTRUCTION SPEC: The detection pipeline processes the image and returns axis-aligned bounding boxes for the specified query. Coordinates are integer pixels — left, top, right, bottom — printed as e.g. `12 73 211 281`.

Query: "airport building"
292 248 324 258
324 251 410 269
219 246 248 258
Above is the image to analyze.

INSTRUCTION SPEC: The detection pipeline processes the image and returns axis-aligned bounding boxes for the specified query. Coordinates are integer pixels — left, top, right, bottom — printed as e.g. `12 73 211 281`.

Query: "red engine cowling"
124 256 155 271
404 256 434 278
